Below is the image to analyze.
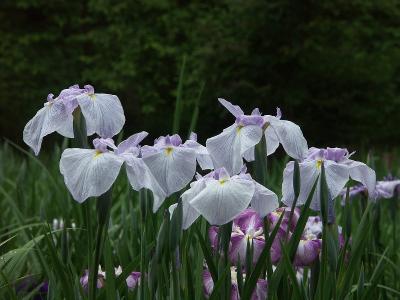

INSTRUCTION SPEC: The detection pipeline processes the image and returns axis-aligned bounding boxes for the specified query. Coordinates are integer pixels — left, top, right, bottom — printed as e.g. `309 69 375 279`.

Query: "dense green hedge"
1 0 399 151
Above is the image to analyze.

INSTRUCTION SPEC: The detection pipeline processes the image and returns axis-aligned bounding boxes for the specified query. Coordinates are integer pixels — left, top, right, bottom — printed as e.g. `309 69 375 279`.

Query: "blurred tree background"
1 0 399 152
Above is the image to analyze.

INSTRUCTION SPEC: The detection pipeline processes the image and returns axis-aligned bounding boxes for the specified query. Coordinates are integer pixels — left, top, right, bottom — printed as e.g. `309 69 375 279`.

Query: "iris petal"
266 117 308 160
125 156 166 211
347 160 376 196
189 178 255 225
142 146 197 196
206 124 262 175
23 101 71 155
60 149 124 202
77 93 125 138
251 182 279 217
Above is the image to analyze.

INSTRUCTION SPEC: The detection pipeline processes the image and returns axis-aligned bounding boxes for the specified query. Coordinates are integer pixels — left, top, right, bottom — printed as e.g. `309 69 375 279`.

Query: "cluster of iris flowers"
23 84 382 298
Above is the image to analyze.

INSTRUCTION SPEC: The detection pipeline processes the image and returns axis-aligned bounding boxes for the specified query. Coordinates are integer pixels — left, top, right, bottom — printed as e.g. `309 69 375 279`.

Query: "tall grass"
1 64 400 299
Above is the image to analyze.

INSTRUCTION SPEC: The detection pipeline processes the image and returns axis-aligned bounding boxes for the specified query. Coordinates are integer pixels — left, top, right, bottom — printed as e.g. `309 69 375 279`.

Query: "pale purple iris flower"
294 236 322 267
340 178 400 203
282 147 376 211
80 266 106 291
80 265 140 291
60 132 165 206
172 167 278 227
23 84 125 155
206 99 308 175
126 272 141 290
207 208 287 266
141 133 212 210
203 267 267 300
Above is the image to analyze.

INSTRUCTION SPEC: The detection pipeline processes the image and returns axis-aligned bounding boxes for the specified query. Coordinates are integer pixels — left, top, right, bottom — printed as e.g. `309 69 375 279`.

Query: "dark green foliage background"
1 0 399 149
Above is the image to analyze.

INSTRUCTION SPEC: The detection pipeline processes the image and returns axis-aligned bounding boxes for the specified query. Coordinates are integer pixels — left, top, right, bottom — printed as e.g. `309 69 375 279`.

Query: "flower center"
165 147 173 156
316 159 323 169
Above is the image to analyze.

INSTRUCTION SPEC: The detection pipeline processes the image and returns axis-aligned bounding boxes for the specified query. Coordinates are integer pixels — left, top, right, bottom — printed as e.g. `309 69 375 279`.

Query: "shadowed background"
1 0 399 151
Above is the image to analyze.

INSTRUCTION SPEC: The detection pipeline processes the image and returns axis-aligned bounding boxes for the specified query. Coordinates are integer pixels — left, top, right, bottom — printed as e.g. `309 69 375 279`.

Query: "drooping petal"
206 124 262 175
281 160 320 209
206 125 242 175
250 182 279 217
60 149 124 203
266 117 308 160
23 101 71 155
169 200 200 230
218 98 244 117
56 113 74 138
243 146 255 162
142 146 197 196
347 160 376 197
124 156 166 211
315 160 349 211
189 178 255 225
77 93 125 138
183 139 214 170
264 125 280 156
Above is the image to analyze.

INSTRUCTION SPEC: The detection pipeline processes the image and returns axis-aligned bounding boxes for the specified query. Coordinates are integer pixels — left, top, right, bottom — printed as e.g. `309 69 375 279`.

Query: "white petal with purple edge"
124 156 166 211
189 178 255 225
142 146 197 196
77 93 125 138
251 182 279 217
60 149 124 203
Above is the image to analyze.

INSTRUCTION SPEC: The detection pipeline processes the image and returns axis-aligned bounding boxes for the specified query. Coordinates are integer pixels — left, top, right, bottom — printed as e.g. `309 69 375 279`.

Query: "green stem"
89 189 113 300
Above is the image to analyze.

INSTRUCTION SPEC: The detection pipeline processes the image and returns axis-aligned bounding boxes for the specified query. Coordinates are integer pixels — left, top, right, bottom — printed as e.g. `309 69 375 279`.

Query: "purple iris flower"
282 147 376 211
23 84 125 155
141 133 212 210
203 267 267 299
206 99 308 175
172 167 278 226
126 272 141 290
267 207 301 233
80 267 106 291
60 132 165 206
293 236 322 267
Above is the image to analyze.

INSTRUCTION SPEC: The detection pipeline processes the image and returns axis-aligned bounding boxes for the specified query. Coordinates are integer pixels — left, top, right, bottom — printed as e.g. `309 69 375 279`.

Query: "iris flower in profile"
340 177 400 203
206 98 308 175
141 133 212 210
171 167 278 227
282 147 376 211
23 84 125 155
60 132 165 206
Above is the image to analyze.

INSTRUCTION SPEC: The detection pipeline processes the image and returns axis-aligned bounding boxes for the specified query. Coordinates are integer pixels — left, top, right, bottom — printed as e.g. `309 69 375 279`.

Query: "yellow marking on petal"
89 94 96 100
316 159 323 169
236 125 244 133
219 179 228 185
165 147 173 156
94 150 102 158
